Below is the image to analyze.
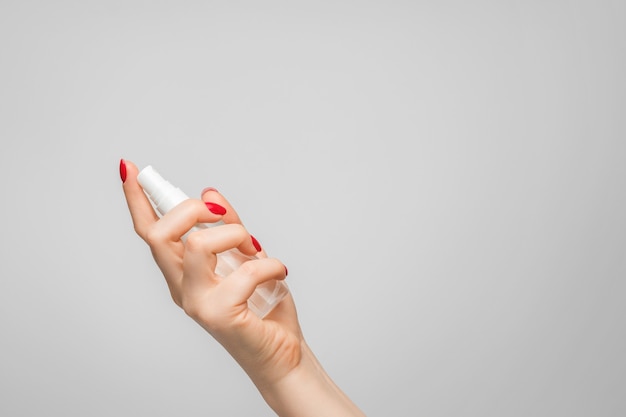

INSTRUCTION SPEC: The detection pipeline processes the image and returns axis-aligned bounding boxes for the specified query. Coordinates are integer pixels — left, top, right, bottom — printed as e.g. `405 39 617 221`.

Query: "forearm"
258 341 366 417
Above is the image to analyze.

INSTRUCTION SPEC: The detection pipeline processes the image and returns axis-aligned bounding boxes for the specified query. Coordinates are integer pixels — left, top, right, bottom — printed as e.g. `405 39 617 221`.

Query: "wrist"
258 341 365 417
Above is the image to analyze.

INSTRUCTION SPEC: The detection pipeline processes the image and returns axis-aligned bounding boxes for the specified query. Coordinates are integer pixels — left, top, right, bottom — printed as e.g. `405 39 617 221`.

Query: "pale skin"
121 159 366 417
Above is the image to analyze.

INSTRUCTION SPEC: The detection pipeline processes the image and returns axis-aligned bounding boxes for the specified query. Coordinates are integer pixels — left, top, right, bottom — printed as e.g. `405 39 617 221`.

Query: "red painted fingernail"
250 235 262 252
284 265 289 276
205 202 227 215
201 187 219 195
119 159 127 183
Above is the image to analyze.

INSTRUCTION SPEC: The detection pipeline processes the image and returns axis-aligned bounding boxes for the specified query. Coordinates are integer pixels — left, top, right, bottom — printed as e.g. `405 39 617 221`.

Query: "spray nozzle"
137 165 190 215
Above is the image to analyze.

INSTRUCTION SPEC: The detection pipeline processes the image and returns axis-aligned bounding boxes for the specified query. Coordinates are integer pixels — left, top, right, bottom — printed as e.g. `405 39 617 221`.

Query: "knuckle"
171 293 183 309
227 223 247 238
184 231 206 253
238 260 259 277
182 299 221 329
181 296 205 320
183 199 209 219
145 226 166 247
182 300 200 319
133 224 144 239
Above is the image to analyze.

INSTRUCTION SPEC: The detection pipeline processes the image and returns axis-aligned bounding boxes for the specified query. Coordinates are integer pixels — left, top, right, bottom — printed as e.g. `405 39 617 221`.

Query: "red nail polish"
119 159 127 183
205 202 227 215
251 235 262 252
284 265 288 276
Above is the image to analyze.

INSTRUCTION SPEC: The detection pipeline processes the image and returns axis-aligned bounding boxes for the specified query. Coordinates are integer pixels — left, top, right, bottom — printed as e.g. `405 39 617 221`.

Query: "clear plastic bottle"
137 165 289 318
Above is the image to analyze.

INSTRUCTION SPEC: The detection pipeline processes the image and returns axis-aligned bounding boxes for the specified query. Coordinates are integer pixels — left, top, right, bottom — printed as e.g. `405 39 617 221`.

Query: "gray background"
1 1 624 416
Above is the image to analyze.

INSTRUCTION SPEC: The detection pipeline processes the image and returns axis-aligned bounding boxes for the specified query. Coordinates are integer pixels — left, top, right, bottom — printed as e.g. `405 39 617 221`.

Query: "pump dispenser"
137 165 289 318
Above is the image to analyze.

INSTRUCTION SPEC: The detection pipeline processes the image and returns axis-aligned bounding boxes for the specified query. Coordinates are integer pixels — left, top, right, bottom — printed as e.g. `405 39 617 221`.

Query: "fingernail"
119 159 127 183
284 265 289 276
250 235 262 252
205 202 227 215
201 187 219 195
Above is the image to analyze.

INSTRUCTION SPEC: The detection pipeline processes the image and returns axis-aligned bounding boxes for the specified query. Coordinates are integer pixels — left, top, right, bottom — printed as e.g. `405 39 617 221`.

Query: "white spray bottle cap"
137 165 190 215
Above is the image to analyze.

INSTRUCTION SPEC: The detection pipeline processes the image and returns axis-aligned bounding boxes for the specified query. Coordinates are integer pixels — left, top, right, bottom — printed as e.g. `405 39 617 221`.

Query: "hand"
120 159 365 416
121 159 301 386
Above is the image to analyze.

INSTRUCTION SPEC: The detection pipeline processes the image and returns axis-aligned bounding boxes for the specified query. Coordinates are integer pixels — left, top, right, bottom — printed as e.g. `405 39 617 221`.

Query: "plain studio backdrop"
0 1 624 416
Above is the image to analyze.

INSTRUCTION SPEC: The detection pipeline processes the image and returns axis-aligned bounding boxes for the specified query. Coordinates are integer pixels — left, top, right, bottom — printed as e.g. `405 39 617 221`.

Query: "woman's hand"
120 159 365 416
121 159 301 386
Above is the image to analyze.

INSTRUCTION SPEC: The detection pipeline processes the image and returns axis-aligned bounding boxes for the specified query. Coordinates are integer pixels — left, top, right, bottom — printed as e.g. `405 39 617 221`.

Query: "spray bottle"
137 165 289 318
